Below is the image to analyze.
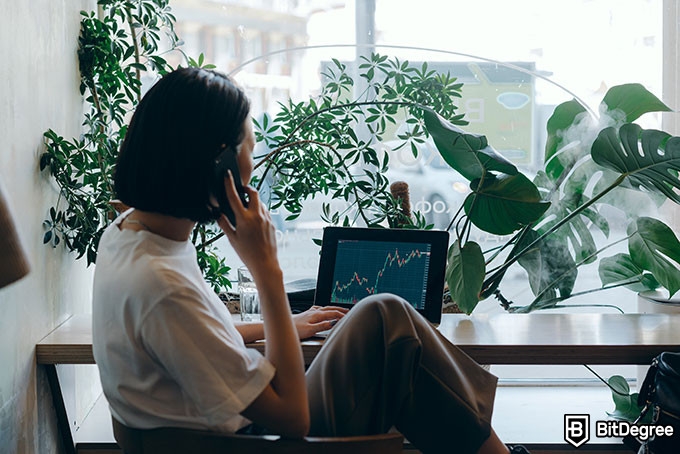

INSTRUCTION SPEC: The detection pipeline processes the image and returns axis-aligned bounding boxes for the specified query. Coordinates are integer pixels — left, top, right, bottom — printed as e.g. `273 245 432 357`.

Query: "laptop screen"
330 239 432 309
315 227 449 324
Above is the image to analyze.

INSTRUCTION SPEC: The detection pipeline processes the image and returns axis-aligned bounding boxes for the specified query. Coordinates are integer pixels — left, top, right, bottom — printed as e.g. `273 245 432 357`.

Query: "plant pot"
637 290 680 314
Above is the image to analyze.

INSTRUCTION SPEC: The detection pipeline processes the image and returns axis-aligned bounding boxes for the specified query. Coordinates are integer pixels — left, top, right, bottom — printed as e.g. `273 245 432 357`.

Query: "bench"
37 312 680 453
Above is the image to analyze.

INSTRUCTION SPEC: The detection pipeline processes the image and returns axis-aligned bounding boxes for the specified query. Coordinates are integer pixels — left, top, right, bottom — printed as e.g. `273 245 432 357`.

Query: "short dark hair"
114 67 251 223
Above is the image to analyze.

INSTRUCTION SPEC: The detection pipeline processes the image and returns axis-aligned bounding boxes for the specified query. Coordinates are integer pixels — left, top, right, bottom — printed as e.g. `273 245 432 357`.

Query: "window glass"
172 1 665 329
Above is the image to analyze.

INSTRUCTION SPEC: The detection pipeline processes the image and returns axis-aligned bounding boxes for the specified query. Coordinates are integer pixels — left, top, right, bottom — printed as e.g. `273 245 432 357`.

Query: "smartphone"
212 146 249 226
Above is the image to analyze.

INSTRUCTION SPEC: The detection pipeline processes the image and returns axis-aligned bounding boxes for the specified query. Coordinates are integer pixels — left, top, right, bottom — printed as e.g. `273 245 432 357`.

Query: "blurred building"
171 0 345 113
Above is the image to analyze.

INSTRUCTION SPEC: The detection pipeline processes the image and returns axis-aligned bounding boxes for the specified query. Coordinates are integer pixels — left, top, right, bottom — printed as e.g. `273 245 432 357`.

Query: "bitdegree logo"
564 415 590 448
564 414 675 448
596 420 674 441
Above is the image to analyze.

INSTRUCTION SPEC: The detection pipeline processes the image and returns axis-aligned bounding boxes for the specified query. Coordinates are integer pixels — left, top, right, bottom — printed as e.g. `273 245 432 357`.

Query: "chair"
112 418 404 454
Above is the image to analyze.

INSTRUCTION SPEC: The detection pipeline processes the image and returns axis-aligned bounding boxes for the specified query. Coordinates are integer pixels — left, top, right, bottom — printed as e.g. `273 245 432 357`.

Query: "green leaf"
563 214 597 264
598 253 660 292
464 173 550 235
515 230 577 304
41 1 183 268
591 123 680 203
606 375 650 423
601 83 672 123
628 217 680 296
445 240 485 315
423 107 518 181
536 169 601 263
609 374 630 397
544 99 590 181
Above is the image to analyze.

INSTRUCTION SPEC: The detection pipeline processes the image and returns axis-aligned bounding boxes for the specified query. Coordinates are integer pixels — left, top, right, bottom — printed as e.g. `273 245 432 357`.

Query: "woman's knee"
349 293 419 327
359 292 409 306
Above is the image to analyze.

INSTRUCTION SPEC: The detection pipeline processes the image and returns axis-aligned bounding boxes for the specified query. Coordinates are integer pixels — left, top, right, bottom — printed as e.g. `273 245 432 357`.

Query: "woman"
93 67 529 454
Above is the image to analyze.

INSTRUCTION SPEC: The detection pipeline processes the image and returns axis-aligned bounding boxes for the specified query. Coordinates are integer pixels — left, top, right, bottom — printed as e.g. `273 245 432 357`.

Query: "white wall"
0 1 97 452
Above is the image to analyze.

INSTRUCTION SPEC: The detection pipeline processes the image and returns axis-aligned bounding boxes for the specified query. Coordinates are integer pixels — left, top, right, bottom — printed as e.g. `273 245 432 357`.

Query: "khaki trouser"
306 294 498 454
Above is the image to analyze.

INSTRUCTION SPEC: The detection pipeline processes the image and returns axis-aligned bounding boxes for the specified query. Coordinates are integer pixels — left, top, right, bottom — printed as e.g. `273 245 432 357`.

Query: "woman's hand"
293 305 349 339
217 171 279 278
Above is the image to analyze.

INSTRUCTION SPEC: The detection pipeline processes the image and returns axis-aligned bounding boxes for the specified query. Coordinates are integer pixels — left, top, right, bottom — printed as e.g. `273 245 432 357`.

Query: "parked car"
381 139 470 230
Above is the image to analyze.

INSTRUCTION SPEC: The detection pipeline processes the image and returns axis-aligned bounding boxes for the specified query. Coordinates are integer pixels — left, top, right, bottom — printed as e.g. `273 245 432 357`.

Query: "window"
173 1 669 324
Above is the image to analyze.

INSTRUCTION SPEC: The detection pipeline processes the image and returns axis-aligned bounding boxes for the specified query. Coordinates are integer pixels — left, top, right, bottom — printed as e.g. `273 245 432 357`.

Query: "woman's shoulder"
94 226 206 319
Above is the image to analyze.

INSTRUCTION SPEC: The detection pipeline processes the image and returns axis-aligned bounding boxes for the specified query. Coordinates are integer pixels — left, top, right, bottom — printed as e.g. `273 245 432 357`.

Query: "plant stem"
485 227 527 269
582 364 630 396
125 6 142 101
199 227 206 252
445 202 465 232
84 80 115 198
198 231 223 250
513 278 640 313
515 303 626 314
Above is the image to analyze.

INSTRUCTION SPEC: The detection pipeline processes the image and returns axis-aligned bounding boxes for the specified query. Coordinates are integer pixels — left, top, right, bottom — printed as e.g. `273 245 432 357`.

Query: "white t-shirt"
92 209 275 433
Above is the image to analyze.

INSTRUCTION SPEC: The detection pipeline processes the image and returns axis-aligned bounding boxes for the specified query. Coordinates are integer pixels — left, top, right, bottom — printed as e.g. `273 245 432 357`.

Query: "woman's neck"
122 209 196 242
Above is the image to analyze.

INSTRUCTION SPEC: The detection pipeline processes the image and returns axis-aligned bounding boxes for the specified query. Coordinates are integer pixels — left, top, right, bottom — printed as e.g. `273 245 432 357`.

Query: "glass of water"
238 266 261 322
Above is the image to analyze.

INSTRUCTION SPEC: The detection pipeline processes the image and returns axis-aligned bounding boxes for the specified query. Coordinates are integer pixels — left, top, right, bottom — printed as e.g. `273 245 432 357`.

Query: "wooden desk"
37 312 680 366
35 314 326 366
36 312 680 454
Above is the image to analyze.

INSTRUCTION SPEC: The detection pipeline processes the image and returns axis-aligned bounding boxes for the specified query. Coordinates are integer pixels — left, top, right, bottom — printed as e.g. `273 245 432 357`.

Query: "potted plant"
424 83 680 313
39 0 232 292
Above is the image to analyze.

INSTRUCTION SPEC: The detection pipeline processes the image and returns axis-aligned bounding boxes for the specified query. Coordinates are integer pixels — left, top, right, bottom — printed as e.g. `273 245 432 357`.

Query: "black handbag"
629 352 680 453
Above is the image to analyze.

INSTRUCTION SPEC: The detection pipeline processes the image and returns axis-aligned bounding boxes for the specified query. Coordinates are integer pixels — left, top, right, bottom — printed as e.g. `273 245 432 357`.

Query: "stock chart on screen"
329 239 431 309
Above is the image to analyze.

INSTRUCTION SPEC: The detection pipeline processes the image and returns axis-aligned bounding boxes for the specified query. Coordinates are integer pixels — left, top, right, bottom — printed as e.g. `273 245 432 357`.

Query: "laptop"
313 226 449 328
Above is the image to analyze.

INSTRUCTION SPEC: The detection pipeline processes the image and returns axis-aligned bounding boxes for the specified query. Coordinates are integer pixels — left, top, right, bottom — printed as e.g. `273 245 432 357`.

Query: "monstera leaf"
544 84 670 184
544 99 591 181
598 253 660 293
601 83 671 123
628 217 680 297
535 169 607 264
514 229 577 307
423 107 517 181
592 124 680 203
446 240 485 315
463 173 550 235
591 123 680 296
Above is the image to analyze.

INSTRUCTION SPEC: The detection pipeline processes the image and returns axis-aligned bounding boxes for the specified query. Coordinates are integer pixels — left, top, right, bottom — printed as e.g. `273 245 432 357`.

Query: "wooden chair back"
112 418 404 454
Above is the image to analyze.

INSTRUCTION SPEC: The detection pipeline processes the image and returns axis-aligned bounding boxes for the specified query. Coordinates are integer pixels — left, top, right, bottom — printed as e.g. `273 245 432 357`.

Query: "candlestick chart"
330 240 430 309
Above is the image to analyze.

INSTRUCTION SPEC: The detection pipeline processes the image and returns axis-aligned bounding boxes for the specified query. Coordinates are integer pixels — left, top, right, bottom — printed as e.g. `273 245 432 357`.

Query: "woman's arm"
233 322 264 344
219 174 309 438
240 268 308 436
